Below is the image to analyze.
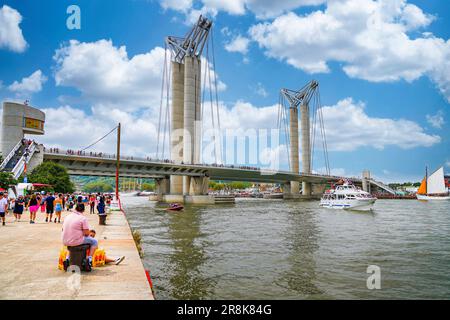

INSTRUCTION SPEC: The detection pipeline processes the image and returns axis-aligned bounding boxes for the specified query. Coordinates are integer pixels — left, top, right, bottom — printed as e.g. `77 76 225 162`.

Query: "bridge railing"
368 178 397 195
0 140 22 170
44 147 173 163
11 141 37 179
43 147 360 181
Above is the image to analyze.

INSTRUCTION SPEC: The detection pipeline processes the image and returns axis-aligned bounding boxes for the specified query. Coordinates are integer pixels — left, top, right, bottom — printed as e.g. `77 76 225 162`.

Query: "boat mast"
425 165 428 195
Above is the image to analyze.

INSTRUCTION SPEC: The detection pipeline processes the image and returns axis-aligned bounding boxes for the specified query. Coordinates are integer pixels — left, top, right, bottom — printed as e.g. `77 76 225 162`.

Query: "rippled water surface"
121 196 450 299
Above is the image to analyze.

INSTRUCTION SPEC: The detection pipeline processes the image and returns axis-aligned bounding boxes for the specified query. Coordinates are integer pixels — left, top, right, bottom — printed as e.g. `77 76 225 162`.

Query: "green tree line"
209 180 253 191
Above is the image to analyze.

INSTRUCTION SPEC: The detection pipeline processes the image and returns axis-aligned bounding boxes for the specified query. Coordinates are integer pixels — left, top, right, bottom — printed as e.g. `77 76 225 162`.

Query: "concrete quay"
0 207 153 300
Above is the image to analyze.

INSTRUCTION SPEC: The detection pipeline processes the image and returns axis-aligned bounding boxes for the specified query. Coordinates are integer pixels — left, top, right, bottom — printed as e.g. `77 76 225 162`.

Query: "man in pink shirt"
62 204 98 265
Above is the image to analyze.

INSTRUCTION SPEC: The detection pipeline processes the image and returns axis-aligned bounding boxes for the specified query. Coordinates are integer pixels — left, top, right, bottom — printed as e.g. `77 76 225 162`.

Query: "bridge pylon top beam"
166 15 212 64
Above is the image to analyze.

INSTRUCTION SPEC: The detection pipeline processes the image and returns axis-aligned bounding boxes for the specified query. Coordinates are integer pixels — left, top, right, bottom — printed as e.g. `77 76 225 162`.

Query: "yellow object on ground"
58 247 107 269
58 247 68 270
92 249 106 267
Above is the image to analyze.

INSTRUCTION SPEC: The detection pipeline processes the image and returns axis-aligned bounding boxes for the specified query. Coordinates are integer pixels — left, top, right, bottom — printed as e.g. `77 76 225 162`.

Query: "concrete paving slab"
0 207 153 300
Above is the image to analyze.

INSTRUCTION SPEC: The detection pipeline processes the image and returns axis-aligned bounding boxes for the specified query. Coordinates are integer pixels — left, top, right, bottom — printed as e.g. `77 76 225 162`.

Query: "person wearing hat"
0 192 9 226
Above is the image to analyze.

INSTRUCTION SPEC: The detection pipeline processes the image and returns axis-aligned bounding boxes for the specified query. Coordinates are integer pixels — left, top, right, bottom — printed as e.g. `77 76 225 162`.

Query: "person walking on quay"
38 193 46 214
67 195 75 211
89 194 96 214
23 194 30 211
45 193 55 223
0 192 8 226
97 196 107 225
97 197 106 214
13 195 25 222
27 194 39 224
62 194 66 211
54 194 64 223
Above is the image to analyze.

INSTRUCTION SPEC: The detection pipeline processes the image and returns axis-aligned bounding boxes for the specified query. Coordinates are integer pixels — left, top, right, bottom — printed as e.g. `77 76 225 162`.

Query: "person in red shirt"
89 194 96 214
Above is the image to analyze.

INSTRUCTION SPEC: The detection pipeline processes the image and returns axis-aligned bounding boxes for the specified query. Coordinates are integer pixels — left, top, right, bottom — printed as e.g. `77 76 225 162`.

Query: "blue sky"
0 0 449 182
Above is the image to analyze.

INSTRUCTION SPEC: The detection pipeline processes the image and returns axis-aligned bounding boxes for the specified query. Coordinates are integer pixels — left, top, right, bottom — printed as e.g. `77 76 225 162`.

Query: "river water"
121 195 450 300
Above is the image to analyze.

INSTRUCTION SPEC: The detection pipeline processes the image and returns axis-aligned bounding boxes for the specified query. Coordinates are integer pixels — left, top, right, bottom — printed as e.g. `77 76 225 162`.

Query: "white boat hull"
320 199 376 211
416 194 450 200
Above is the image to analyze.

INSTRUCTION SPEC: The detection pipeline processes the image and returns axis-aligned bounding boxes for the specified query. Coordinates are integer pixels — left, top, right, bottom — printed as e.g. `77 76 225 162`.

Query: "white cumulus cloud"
159 0 325 19
8 70 47 95
53 39 226 111
318 98 441 151
426 110 445 129
224 34 250 54
39 104 159 157
249 0 450 102
0 5 27 52
160 0 193 12
53 39 166 110
245 0 326 19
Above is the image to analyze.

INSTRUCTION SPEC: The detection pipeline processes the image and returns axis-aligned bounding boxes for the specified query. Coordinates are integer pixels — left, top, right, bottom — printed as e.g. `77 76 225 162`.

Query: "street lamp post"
115 123 121 200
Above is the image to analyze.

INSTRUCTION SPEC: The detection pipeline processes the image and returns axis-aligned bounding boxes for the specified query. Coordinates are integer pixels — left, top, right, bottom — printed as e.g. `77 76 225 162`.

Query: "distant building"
404 186 418 194
445 175 450 189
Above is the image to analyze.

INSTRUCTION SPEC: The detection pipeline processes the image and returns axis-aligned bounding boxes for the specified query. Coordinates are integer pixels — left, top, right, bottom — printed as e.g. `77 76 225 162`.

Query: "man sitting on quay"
62 203 98 268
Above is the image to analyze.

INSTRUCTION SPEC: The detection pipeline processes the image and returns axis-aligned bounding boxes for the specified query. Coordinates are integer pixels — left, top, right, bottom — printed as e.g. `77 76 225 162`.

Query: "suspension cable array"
310 86 330 175
156 42 173 160
156 16 222 164
79 125 118 151
277 93 291 171
278 80 330 175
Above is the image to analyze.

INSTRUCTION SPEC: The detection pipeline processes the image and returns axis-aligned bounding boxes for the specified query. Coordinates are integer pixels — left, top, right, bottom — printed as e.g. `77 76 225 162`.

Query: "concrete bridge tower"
170 61 185 195
166 15 212 200
280 80 319 197
289 106 300 195
182 56 202 194
301 101 312 196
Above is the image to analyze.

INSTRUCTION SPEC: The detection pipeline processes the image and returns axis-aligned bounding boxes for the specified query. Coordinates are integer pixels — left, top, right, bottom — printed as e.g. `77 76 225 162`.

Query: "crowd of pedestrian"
3 191 114 225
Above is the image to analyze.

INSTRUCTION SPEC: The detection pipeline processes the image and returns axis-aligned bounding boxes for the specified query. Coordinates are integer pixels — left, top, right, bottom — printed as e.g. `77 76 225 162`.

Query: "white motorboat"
416 166 450 200
320 180 377 211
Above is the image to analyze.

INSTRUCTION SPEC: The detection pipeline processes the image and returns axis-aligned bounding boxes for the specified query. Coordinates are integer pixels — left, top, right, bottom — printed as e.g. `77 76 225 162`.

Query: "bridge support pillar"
185 175 214 204
301 103 312 196
153 176 212 204
182 56 201 195
289 106 300 196
189 176 209 195
302 182 312 196
283 182 300 199
362 170 371 193
151 177 170 202
170 61 185 195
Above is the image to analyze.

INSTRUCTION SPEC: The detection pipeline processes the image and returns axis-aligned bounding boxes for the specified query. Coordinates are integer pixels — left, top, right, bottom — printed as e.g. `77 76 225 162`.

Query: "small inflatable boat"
166 203 184 211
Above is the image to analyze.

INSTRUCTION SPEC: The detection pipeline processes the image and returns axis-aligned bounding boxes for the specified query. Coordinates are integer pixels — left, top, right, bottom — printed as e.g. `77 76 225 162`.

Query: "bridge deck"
43 152 353 184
